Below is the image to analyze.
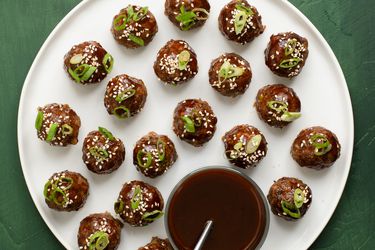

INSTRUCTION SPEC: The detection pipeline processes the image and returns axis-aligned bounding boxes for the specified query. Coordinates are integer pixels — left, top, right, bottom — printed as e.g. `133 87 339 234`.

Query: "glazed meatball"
165 0 210 31
173 99 217 147
114 180 164 227
35 103 81 146
133 132 178 178
43 170 89 212
104 74 148 119
265 32 309 78
82 127 125 174
153 40 198 85
78 212 122 250
267 177 312 221
208 53 252 97
64 41 114 84
255 84 301 128
111 5 158 49
222 125 267 169
218 0 265 45
291 126 341 170
138 237 173 250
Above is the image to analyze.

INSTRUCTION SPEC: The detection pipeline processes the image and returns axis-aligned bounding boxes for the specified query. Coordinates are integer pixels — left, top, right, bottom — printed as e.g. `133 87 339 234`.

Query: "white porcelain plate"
18 0 354 249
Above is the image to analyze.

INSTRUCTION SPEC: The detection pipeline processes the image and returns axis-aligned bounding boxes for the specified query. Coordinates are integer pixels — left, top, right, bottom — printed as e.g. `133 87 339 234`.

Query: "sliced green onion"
235 4 254 15
88 231 109 250
89 147 109 161
218 61 244 83
43 180 53 201
113 14 127 31
98 127 115 141
181 116 195 133
280 111 301 122
285 38 297 56
279 58 301 69
246 134 262 154
61 124 73 136
137 150 152 168
52 187 68 206
176 6 197 31
35 111 44 131
233 141 243 151
114 200 124 214
128 34 144 46
126 5 135 20
192 8 209 20
69 54 83 64
102 53 114 73
234 4 254 35
58 177 73 190
267 101 288 113
131 185 142 210
281 200 301 219
115 88 136 103
69 64 97 83
142 210 164 222
310 134 332 156
81 65 97 81
46 123 59 142
157 139 166 161
133 7 148 21
294 188 305 209
113 106 130 119
178 50 191 70
314 144 332 156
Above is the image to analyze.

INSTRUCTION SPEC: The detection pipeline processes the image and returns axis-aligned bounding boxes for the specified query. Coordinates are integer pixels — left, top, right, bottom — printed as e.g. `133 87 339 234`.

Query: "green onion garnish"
69 54 83 64
267 101 288 113
178 50 191 70
234 4 254 35
46 123 58 142
58 177 73 190
279 58 301 69
133 7 148 21
61 124 73 136
218 61 244 83
102 53 114 73
175 6 209 31
43 176 73 206
310 134 332 156
113 14 127 31
115 88 136 103
113 106 130 119
114 200 124 214
131 185 142 210
234 141 243 151
181 115 195 133
128 34 144 46
294 188 305 209
98 127 115 141
88 231 109 250
89 147 109 161
285 38 297 56
280 111 301 122
246 134 262 154
142 210 164 222
43 181 53 201
35 111 44 131
137 150 152 168
53 187 68 206
157 139 166 161
68 64 97 83
281 200 301 219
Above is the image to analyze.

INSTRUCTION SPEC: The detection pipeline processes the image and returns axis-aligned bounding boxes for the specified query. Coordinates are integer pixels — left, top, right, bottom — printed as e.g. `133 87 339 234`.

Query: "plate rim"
17 0 355 249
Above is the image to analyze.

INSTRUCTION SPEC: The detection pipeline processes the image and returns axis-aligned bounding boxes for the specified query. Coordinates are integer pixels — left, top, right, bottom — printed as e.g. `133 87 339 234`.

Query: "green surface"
0 0 374 249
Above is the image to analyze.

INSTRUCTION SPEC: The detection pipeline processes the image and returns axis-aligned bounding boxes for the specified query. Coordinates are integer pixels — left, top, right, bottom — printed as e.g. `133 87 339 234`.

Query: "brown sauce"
167 168 268 250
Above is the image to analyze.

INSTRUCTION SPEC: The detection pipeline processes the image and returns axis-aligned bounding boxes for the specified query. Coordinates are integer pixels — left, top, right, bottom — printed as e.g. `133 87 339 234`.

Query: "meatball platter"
18 0 353 249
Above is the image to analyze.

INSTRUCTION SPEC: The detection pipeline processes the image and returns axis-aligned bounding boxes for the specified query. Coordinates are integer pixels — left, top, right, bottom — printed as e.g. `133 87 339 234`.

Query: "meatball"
222 125 267 169
265 32 309 78
291 126 341 170
173 99 217 147
35 103 81 146
218 0 265 45
255 84 301 128
153 40 198 85
104 74 148 119
111 5 158 49
208 53 252 97
165 0 210 31
82 127 125 174
64 41 114 84
43 170 89 212
78 212 122 250
138 237 173 250
114 180 164 227
133 132 178 178
267 177 312 221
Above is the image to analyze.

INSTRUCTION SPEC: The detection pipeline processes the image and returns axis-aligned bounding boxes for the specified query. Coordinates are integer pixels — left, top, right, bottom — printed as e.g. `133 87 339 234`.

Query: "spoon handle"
193 220 213 250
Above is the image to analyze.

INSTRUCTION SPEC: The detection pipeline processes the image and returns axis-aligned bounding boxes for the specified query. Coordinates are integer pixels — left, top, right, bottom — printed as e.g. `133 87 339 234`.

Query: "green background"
1 0 374 249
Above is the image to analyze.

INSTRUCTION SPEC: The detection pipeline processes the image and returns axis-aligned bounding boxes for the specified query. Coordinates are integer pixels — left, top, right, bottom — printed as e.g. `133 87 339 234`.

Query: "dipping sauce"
166 168 269 250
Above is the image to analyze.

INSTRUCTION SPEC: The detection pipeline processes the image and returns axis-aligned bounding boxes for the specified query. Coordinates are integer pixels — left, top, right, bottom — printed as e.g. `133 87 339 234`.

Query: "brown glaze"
218 0 265 45
291 126 341 169
222 125 268 169
77 212 122 250
104 74 148 119
111 5 158 49
167 168 268 250
36 103 81 146
153 40 198 85
173 99 217 147
138 237 173 250
265 32 309 78
114 181 164 227
133 132 178 178
255 84 301 128
44 170 89 212
208 53 252 97
63 41 113 84
267 177 312 221
82 130 125 174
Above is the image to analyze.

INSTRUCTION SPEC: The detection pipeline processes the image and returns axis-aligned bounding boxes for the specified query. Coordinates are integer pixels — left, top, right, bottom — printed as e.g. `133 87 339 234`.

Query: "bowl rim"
164 166 270 250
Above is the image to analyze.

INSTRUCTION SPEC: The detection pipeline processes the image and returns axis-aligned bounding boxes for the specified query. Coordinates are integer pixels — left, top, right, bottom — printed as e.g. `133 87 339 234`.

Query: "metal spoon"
193 220 214 250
